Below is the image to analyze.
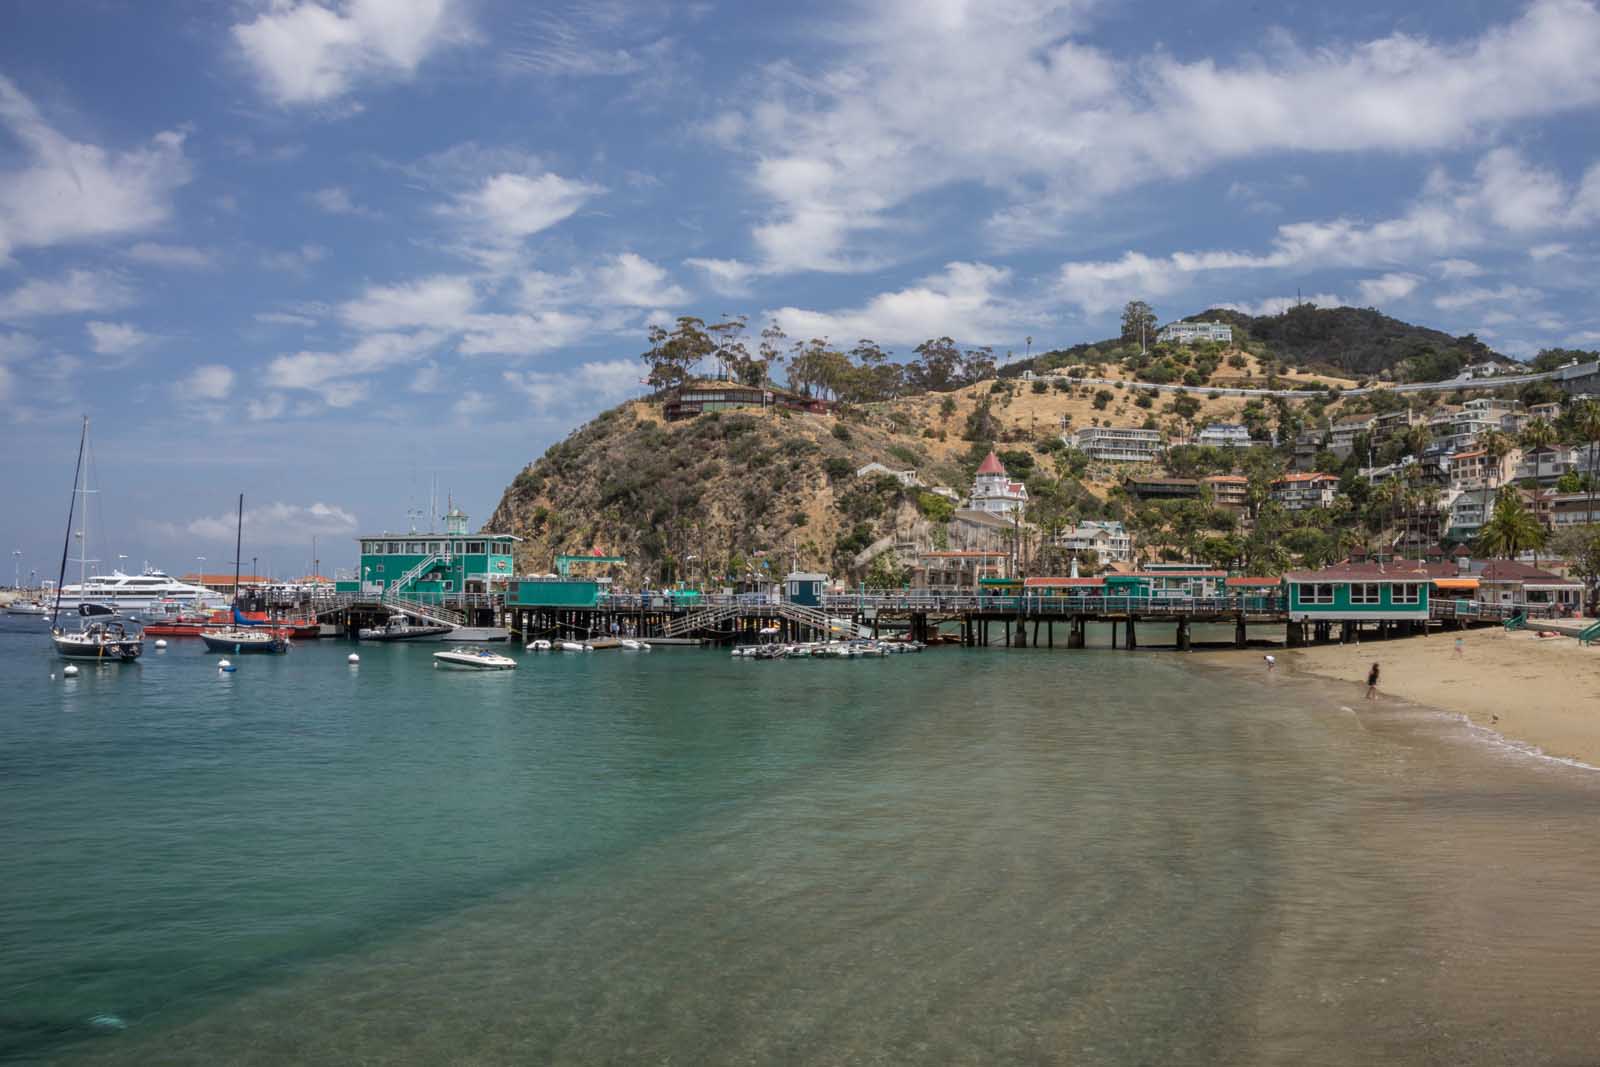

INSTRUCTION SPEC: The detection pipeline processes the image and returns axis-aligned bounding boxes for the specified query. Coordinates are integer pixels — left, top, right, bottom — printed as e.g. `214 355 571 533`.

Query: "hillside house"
1055 520 1133 564
1125 476 1201 501
855 462 922 487
1156 321 1233 345
967 452 1029 516
1068 426 1164 463
1269 472 1338 511
1516 445 1578 485
1196 423 1252 448
1203 475 1250 512
1329 415 1376 455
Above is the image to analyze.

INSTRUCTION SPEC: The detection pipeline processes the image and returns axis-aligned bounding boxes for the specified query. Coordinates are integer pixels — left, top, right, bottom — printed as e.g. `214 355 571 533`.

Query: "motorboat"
52 614 143 662
6 599 47 616
619 638 651 651
525 638 552 651
558 640 590 652
54 570 229 615
358 615 454 641
433 647 517 670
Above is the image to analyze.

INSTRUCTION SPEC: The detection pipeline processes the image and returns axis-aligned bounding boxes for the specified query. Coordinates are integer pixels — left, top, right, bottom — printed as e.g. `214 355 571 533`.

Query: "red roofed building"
968 451 1029 517
1269 472 1339 511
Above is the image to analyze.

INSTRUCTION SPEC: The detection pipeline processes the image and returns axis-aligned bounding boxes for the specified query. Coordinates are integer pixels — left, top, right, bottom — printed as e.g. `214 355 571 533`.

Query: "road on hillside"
1038 366 1568 400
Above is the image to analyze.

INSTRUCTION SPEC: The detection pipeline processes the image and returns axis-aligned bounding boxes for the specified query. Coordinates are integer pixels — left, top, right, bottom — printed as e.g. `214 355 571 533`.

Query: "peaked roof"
976 451 1007 476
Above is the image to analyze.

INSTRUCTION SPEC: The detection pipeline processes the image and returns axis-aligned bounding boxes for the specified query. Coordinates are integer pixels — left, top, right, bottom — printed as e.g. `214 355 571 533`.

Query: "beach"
1241 628 1600 766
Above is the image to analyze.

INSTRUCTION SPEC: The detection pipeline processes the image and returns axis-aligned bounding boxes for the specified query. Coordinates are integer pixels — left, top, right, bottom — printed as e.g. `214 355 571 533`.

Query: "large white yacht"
54 570 229 615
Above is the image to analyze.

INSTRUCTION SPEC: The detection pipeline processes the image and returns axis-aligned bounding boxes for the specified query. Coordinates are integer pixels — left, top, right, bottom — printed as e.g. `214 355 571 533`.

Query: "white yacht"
54 570 228 615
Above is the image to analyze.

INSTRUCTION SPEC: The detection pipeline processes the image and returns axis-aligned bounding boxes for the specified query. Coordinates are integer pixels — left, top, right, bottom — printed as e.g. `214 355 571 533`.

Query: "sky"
3 0 1600 581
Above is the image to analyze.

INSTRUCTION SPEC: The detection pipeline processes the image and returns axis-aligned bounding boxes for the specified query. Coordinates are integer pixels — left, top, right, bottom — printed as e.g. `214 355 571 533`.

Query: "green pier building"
338 505 520 605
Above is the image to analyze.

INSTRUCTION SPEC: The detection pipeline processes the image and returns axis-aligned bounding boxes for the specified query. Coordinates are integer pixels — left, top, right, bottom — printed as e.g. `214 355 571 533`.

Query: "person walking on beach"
1366 662 1380 701
1263 654 1276 673
1454 635 1464 659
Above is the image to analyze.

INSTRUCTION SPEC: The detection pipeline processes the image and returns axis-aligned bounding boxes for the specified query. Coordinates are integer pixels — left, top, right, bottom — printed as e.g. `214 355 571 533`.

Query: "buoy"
218 658 234 673
63 665 79 677
154 638 168 649
347 653 360 664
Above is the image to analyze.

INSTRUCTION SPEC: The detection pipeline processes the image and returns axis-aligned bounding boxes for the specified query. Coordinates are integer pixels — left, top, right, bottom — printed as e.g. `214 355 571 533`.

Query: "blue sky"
3 0 1600 580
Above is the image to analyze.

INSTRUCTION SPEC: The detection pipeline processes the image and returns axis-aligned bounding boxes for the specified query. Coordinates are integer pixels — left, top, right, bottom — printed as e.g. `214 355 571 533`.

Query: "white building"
1067 426 1164 463
1157 321 1233 345
1329 415 1376 455
1056 520 1133 564
967 451 1029 516
855 462 922 487
1196 423 1252 448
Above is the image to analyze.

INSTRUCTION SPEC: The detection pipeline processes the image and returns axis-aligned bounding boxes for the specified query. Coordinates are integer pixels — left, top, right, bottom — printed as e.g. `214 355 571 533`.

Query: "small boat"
558 640 589 652
48 421 143 663
6 599 47 616
200 627 289 654
619 638 650 651
358 615 454 641
433 647 517 670
53 616 143 662
525 639 552 651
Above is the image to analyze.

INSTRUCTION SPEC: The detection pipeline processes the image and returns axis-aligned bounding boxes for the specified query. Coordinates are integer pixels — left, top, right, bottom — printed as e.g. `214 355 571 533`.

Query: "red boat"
143 609 320 640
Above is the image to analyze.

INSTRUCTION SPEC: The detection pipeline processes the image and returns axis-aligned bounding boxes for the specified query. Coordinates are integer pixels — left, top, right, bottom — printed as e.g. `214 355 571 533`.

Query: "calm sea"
3 616 1600 1065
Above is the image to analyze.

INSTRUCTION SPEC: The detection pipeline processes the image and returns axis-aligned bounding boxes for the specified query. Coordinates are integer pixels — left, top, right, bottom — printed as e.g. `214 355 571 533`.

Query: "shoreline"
1203 629 1600 767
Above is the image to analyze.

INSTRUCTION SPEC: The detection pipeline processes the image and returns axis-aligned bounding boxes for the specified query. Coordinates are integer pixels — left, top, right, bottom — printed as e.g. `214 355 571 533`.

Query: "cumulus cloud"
768 262 1025 345
502 358 641 412
0 76 191 263
438 170 602 268
125 242 214 268
717 0 1600 271
262 243 329 273
0 270 135 320
170 501 359 547
1356 272 1423 306
265 330 445 391
595 252 686 307
309 185 377 216
183 364 235 401
86 320 153 354
232 0 477 107
1216 294 1348 317
685 256 758 296
339 274 477 330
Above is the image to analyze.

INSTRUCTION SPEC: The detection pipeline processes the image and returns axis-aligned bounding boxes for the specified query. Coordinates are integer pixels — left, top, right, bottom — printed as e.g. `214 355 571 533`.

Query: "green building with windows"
337 506 519 603
1282 563 1432 622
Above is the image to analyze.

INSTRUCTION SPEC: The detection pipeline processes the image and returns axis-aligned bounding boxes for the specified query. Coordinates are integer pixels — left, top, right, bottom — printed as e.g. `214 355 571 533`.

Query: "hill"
1004 305 1510 383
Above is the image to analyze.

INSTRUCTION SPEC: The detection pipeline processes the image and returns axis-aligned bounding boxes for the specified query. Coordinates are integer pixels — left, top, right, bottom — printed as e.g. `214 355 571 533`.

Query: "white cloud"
175 501 358 546
247 393 289 421
1529 242 1572 260
255 310 320 327
502 358 642 412
339 274 477 330
451 389 492 418
1434 258 1484 279
309 185 376 217
233 0 477 107
438 170 602 267
768 262 1024 345
719 0 1600 271
1356 272 1423 306
0 76 190 263
1216 294 1348 317
1433 284 1544 311
182 364 236 401
457 311 591 356
685 256 757 296
595 252 686 307
85 320 151 354
409 361 441 393
0 270 135 320
262 243 329 273
125 242 214 268
265 330 444 391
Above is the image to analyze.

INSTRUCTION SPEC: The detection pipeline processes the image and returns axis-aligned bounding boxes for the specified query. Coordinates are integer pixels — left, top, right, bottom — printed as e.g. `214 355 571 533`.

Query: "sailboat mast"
52 417 88 628
233 493 244 605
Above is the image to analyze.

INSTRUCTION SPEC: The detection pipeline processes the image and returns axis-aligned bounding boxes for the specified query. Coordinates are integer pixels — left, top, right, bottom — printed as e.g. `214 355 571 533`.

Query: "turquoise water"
5 618 1600 1064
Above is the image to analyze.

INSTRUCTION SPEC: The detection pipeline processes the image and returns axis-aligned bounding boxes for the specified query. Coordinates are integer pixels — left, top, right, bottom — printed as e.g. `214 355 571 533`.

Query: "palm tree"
1575 401 1600 525
1521 417 1558 453
1479 429 1515 491
1476 486 1547 560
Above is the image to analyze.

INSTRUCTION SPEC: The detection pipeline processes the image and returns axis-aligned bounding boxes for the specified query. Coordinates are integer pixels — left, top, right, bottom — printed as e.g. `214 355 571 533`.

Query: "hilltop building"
967 452 1029 516
1068 426 1164 463
1196 423 1252 448
1156 321 1233 346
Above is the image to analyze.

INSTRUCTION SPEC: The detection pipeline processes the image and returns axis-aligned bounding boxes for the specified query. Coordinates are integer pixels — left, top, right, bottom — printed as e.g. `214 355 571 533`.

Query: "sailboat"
199 494 288 655
50 418 143 662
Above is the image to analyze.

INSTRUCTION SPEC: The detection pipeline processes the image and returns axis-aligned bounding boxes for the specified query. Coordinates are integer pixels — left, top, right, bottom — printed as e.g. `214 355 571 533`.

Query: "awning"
1432 578 1480 591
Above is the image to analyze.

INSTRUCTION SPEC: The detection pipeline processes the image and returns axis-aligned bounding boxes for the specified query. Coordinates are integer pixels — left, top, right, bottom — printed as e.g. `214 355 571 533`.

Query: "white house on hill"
968 451 1029 516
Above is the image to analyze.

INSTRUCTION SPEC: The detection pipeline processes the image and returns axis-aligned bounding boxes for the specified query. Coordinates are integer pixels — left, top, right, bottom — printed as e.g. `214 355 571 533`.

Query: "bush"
940 395 958 417
1031 380 1048 394
832 423 852 442
916 491 955 522
823 457 852 479
1093 389 1114 410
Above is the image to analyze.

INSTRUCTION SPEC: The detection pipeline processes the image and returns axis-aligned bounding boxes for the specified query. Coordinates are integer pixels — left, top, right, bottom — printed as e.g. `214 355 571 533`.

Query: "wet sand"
1213 629 1600 766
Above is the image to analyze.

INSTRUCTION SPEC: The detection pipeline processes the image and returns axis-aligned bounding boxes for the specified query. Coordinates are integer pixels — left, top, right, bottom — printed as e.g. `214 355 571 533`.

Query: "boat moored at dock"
358 615 454 641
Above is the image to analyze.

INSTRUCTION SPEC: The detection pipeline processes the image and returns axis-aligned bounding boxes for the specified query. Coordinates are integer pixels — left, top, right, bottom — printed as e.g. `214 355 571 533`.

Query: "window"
1393 583 1421 605
441 580 453 592
1300 583 1334 605
466 541 485 554
363 541 380 554
387 542 400 553
1350 583 1381 605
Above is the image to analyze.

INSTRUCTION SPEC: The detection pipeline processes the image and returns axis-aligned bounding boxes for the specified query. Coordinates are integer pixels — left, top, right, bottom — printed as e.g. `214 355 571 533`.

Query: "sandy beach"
1216 629 1600 765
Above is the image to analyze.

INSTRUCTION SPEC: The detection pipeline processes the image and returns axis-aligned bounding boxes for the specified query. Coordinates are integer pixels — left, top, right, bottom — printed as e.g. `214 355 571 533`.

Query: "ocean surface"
4 615 1600 1064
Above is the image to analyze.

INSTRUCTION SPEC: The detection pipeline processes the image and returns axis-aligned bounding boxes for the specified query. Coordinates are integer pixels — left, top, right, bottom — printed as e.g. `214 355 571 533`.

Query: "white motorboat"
619 638 651 651
433 647 517 670
558 640 589 652
6 599 47 616
53 570 229 615
358 615 453 641
525 639 552 651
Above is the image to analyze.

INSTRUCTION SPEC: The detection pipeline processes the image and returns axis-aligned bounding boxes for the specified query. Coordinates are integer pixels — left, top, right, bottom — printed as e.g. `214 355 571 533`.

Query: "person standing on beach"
1366 662 1380 700
1264 654 1276 673
1454 635 1464 659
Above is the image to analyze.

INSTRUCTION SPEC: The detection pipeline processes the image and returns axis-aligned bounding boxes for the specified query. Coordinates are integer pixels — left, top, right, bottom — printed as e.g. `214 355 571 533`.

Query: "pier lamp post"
12 549 20 591
195 557 205 589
